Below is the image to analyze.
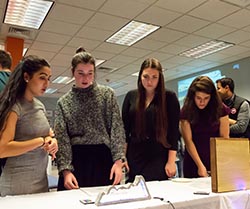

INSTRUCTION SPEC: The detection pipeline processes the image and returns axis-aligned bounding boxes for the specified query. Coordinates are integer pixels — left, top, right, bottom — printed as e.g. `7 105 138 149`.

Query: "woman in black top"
122 58 180 182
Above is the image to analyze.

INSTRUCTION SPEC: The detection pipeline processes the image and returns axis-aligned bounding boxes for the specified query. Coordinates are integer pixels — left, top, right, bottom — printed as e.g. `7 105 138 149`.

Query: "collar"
224 94 235 107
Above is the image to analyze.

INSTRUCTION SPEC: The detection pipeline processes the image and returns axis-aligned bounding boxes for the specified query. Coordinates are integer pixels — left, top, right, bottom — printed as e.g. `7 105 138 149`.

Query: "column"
5 36 24 71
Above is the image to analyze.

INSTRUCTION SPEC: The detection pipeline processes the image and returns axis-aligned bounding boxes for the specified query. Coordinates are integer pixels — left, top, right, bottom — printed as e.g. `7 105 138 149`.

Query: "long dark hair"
182 76 222 124
0 55 50 132
136 58 169 148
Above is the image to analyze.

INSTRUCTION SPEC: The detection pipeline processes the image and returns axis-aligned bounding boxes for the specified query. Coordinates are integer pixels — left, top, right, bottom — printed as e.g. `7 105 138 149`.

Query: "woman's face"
25 66 51 97
74 63 95 88
141 67 159 93
194 91 211 109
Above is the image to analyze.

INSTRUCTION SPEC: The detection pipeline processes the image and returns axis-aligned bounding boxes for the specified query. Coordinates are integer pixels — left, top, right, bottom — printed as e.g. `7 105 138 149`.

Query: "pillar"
5 36 24 71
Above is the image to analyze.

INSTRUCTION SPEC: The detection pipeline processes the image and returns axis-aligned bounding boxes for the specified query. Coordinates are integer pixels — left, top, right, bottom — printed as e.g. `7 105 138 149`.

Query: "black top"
122 89 180 181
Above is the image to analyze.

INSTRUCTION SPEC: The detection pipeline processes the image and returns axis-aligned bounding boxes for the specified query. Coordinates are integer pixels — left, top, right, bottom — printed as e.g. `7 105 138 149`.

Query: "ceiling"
1 0 250 98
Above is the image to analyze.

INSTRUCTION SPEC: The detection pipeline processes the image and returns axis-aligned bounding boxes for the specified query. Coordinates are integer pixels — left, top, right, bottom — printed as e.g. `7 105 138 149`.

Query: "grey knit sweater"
54 82 126 173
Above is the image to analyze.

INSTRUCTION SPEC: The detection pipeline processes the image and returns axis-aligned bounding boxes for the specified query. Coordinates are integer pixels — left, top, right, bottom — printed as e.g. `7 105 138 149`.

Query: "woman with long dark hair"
180 76 229 178
122 58 180 182
0 55 58 196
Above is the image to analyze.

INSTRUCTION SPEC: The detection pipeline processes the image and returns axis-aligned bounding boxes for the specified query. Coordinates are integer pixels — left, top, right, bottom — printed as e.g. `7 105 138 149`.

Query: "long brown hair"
0 55 50 132
136 58 169 148
182 76 222 124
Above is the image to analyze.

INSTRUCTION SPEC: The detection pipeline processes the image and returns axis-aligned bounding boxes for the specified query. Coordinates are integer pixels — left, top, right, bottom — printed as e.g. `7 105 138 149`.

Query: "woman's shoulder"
96 84 115 95
165 89 177 97
165 89 179 103
57 90 73 103
221 103 231 116
124 89 137 101
126 89 137 96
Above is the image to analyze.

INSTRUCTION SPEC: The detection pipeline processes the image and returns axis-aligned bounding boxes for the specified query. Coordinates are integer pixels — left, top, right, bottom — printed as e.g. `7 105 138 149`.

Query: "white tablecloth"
0 177 250 209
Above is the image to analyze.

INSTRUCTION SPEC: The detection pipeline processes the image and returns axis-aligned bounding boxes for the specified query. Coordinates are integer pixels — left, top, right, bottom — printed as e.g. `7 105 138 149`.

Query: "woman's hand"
198 165 208 177
63 170 79 190
110 159 123 185
165 161 176 178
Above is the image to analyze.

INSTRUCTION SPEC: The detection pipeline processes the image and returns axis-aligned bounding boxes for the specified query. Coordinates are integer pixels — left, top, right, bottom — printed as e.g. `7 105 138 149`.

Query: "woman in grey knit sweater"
54 48 126 190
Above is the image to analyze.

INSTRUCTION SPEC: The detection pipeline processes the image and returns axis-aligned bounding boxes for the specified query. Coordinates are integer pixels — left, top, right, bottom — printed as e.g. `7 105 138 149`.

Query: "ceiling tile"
26 50 56 61
149 28 187 43
156 0 207 13
76 27 112 41
30 41 63 53
220 45 250 55
49 4 94 24
36 31 71 44
133 38 167 50
189 0 239 21
239 40 250 47
218 9 250 28
99 0 149 18
167 15 210 33
57 0 106 10
86 13 129 32
91 50 116 60
159 44 189 55
116 64 139 75
136 6 181 26
220 30 250 44
67 37 101 50
41 19 81 36
50 54 72 67
94 42 127 54
194 23 236 39
121 47 152 58
174 34 210 47
165 55 193 65
110 54 138 63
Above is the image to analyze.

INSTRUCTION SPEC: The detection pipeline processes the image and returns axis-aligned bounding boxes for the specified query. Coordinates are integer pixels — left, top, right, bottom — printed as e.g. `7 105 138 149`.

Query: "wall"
166 56 250 103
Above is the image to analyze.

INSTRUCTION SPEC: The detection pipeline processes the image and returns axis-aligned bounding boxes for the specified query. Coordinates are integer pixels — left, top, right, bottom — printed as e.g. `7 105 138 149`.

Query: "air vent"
97 66 117 73
8 27 31 37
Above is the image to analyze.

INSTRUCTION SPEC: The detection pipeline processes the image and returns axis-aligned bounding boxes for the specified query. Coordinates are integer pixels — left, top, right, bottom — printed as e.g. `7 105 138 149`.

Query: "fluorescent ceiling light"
45 88 57 94
179 40 235 59
132 72 139 77
106 20 160 46
96 59 106 67
4 0 54 29
107 82 127 89
22 48 28 56
53 76 75 84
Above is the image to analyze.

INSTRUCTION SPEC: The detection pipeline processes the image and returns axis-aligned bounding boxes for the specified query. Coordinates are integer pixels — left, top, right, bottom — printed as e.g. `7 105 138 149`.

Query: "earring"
26 80 29 82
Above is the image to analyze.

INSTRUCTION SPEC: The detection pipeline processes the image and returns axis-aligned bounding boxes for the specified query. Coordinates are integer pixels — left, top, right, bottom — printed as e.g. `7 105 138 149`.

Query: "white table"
0 177 249 209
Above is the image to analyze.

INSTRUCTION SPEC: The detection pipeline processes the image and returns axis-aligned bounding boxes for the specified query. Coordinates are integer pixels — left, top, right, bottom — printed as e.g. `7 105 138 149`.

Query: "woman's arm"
219 115 230 138
0 111 44 158
180 119 208 177
54 102 74 173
